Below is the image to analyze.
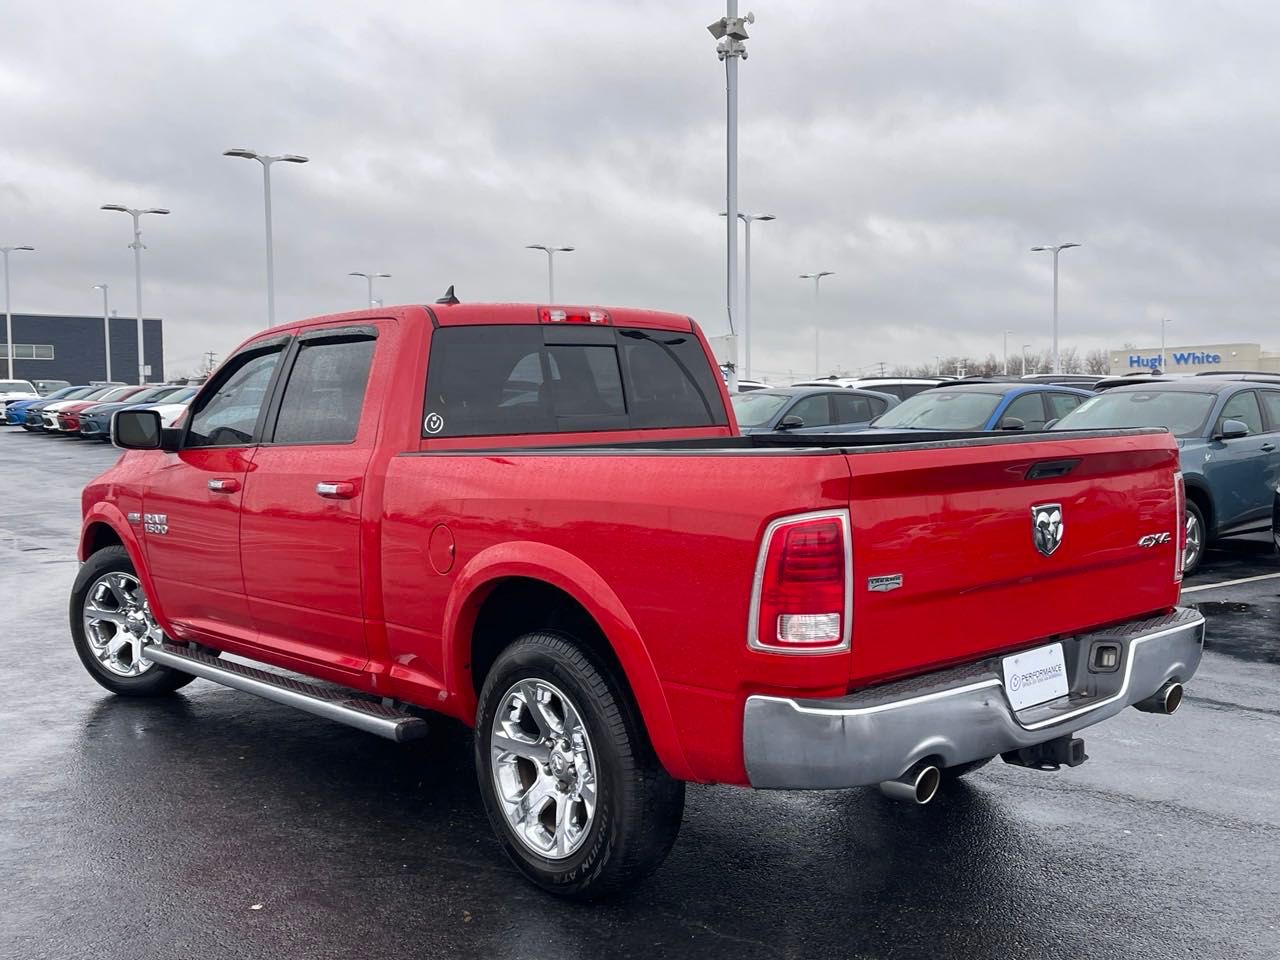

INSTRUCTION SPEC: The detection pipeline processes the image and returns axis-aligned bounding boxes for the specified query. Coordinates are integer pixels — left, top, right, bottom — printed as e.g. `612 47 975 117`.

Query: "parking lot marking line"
1182 571 1280 594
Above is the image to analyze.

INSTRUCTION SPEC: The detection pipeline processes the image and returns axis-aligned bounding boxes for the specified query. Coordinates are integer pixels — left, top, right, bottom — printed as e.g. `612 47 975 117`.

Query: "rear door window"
270 332 377 444
831 393 876 423
1259 391 1280 431
1218 390 1264 435
1002 392 1048 429
1046 392 1086 419
787 394 832 427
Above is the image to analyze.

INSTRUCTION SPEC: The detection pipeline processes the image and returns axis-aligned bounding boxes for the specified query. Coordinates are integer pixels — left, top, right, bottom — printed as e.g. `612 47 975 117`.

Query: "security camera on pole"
708 4 754 392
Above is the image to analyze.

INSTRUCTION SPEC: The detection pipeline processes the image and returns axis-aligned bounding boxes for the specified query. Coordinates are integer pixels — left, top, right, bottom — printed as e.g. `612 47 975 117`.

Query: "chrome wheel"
490 678 598 860
82 572 161 677
1184 510 1203 571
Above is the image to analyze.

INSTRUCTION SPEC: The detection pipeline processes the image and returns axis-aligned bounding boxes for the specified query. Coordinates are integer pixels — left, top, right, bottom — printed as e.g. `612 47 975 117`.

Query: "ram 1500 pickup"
73 301 1204 898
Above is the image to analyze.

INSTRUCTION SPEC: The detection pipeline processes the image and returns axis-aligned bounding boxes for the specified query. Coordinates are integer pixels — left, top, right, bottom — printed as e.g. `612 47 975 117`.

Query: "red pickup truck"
72 301 1204 898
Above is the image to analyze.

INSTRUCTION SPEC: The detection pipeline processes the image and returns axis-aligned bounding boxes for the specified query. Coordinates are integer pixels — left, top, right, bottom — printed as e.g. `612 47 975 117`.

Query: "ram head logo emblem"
1032 503 1064 557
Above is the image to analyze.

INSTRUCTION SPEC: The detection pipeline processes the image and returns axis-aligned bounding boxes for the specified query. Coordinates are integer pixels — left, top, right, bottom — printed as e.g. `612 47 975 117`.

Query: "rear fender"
443 541 694 781
77 505 179 637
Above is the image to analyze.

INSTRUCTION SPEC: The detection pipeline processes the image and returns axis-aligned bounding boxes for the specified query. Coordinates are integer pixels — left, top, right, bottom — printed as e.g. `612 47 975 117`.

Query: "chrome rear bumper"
743 607 1205 789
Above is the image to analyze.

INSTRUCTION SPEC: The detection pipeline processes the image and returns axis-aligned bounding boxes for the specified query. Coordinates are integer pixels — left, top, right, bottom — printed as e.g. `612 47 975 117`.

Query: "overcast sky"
4 0 1280 381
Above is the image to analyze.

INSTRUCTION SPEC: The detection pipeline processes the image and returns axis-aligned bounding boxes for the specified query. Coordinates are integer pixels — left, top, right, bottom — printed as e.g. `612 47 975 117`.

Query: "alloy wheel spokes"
82 571 159 678
491 678 597 860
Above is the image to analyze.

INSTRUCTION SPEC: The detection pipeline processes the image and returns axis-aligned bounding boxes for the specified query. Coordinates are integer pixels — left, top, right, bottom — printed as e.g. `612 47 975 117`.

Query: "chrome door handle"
316 481 357 499
1261 443 1276 452
207 478 241 493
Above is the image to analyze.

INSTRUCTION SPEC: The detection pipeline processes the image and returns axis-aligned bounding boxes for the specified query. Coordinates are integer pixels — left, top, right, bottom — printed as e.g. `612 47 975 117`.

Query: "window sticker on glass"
424 412 445 434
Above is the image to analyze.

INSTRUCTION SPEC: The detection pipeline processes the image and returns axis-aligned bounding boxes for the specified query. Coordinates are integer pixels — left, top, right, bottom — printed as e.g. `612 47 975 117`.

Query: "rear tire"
70 546 194 697
475 630 684 899
1184 501 1206 575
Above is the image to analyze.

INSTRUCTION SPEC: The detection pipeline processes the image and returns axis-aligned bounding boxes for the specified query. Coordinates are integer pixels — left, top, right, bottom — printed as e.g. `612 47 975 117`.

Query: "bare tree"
1085 348 1110 375
1059 346 1082 374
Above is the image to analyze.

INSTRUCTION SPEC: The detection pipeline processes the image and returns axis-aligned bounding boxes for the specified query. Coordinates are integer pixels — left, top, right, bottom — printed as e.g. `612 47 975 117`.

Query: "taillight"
748 510 852 654
1174 472 1186 583
538 306 612 325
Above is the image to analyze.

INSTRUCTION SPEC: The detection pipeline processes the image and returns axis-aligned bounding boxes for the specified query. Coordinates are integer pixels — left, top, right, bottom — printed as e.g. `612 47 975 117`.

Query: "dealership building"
1108 341 1280 376
1 312 164 385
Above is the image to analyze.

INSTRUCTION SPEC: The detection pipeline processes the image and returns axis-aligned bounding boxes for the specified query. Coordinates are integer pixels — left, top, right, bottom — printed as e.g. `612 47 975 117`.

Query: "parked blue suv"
865 381 1093 432
1052 377 1280 572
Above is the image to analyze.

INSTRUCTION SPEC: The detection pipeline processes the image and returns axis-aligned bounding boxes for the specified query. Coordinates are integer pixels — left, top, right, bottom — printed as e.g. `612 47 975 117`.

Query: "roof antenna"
435 285 459 305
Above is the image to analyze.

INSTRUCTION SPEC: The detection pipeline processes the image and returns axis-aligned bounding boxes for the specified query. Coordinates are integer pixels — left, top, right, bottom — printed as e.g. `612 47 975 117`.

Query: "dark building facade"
1 313 164 384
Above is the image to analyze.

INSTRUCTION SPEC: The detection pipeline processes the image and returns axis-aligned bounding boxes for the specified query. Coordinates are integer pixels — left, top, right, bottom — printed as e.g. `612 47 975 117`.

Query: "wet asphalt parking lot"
2 431 1278 960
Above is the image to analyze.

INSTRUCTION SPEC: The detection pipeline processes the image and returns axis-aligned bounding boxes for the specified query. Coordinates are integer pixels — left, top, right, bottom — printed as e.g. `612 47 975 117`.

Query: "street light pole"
525 245 574 301
101 205 169 385
720 212 774 380
1003 329 1015 376
1022 343 1032 377
1 245 35 381
223 149 309 327
708 4 754 384
799 271 834 376
348 272 391 308
1160 317 1172 371
93 284 112 382
1030 242 1081 375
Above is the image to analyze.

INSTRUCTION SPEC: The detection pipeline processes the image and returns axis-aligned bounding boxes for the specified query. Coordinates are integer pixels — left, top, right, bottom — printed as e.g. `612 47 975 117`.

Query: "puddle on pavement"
1195 600 1280 665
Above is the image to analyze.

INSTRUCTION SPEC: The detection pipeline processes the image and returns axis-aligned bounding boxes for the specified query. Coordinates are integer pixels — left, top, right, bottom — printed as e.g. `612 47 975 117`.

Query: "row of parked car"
0 382 197 441
730 371 1280 574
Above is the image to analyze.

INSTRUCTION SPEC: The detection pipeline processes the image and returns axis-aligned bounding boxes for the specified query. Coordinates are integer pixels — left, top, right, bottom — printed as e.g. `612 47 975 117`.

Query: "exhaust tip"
1135 680 1184 715
879 763 942 805
915 765 941 804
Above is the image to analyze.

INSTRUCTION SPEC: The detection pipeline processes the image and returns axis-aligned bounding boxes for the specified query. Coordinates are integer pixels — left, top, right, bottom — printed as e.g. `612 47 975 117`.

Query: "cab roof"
273 302 697 334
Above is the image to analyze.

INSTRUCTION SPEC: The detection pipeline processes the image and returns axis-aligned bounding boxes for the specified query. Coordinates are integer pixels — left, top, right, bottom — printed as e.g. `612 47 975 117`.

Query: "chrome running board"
141 643 429 742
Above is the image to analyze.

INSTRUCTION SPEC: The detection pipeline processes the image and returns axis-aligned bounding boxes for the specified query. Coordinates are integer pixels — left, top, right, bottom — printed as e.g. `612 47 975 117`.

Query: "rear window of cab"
422 324 727 437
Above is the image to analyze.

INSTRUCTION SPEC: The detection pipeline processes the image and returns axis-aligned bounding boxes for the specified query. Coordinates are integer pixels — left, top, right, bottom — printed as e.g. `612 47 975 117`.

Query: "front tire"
1184 501 1207 575
70 545 194 696
475 631 684 899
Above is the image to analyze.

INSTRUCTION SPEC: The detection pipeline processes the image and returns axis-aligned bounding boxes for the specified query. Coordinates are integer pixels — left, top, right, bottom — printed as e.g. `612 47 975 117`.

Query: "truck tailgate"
845 431 1182 684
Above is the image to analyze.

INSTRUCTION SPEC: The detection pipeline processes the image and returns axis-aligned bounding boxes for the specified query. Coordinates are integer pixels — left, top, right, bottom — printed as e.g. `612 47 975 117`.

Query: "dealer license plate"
1002 642 1069 711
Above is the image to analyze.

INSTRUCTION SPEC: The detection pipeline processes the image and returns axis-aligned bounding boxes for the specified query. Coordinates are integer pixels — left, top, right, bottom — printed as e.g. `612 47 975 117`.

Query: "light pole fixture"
708 3 755 383
525 244 574 302
720 211 774 380
800 271 834 377
101 205 169 385
348 271 391 308
1 244 35 381
1030 242 1081 374
1160 317 1173 371
1003 329 1015 376
93 284 112 382
1021 343 1032 377
223 148 309 327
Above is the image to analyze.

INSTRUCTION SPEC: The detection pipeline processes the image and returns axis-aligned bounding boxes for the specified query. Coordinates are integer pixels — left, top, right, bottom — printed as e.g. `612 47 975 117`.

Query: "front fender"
443 541 694 781
78 504 179 639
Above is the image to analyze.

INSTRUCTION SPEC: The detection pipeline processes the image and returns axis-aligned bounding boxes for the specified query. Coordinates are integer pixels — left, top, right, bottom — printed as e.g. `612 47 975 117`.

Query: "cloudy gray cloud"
3 0 1280 381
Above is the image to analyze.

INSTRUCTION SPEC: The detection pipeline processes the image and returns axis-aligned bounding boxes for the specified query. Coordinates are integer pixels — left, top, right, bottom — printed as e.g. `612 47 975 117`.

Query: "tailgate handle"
1025 459 1080 480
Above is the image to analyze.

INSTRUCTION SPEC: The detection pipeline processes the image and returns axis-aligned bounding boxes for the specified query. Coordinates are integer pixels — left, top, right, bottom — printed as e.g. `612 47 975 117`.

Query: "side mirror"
1216 418 1249 440
999 416 1026 431
114 409 179 451
777 415 805 430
